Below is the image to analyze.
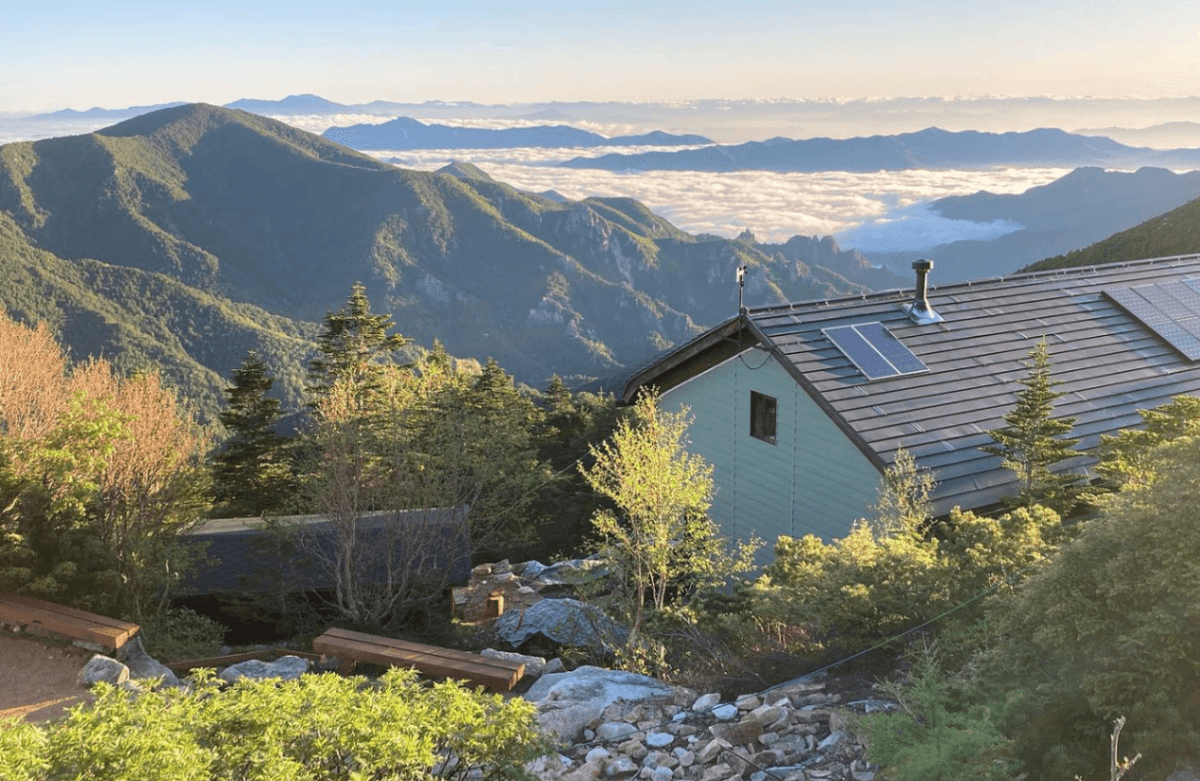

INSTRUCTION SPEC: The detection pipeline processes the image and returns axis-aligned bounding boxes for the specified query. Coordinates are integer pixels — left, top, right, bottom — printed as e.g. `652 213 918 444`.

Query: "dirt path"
0 634 94 722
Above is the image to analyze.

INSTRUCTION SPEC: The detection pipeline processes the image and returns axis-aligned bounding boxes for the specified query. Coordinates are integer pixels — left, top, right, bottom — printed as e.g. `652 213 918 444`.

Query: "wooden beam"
313 627 524 691
0 593 139 651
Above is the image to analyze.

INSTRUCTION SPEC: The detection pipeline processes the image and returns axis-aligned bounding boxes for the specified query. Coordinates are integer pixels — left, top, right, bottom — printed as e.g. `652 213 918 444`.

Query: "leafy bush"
856 645 1016 781
137 606 227 662
994 434 1200 776
751 503 1066 655
0 668 551 781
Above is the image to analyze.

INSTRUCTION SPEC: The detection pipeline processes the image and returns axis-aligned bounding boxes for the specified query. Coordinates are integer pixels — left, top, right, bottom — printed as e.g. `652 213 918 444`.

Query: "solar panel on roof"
856 322 928 374
1104 283 1200 361
823 322 928 380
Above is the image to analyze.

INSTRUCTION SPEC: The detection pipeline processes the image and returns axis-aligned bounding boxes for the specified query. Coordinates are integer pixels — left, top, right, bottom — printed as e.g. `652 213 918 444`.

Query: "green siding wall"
658 349 880 555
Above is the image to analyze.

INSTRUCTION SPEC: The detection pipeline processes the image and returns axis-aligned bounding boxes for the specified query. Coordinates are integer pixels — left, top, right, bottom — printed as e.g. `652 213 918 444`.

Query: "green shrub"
0 668 551 781
994 435 1200 776
138 606 227 662
856 645 1017 781
753 504 1065 655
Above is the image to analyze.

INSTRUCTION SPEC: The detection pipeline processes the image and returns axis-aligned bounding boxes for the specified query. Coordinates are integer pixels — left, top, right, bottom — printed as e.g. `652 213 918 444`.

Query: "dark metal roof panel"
742 254 1200 514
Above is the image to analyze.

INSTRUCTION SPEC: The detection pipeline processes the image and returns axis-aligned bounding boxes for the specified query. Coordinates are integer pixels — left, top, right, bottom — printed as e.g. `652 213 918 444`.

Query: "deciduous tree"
580 390 756 641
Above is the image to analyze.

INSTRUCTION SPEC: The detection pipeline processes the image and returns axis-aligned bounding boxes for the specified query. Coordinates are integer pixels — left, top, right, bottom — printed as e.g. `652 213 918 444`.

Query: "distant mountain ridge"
29 102 188 120
862 167 1200 281
1023 194 1200 273
560 127 1200 173
322 116 712 150
0 103 887 420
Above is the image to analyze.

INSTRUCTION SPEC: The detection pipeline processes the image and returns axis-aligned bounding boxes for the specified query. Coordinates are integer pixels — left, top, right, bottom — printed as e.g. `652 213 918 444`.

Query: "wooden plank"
313 628 523 691
0 593 139 650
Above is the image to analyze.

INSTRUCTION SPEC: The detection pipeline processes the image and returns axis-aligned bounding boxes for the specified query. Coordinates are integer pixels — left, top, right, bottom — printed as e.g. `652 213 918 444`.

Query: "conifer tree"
212 351 294 516
306 282 410 410
981 338 1084 514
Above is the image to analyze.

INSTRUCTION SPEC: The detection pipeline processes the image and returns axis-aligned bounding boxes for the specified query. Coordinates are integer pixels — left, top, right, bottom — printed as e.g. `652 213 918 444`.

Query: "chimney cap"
905 258 943 324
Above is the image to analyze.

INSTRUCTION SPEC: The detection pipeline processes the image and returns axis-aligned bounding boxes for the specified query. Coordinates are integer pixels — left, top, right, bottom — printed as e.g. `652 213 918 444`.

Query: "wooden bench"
312 627 525 691
0 592 139 652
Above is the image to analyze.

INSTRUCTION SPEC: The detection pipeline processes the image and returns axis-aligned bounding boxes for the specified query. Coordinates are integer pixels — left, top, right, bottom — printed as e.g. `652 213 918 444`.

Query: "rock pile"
454 557 624 653
525 668 890 781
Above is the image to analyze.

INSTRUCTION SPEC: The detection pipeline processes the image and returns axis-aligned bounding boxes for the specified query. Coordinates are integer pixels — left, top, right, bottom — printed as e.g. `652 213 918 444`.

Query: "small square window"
750 391 777 445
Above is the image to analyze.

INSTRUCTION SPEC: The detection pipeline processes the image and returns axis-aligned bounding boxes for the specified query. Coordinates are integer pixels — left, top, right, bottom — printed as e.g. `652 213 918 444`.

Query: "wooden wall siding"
659 350 879 551
746 254 1200 515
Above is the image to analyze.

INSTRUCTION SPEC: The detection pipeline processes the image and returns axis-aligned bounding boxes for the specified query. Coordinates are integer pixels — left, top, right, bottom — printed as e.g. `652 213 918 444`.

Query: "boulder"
78 655 130 687
117 635 181 688
524 666 677 742
481 648 548 678
219 655 309 683
495 598 627 650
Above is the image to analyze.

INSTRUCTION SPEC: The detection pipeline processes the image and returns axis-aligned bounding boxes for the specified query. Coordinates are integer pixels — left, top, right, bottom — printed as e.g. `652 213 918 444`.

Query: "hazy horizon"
5 1 1198 115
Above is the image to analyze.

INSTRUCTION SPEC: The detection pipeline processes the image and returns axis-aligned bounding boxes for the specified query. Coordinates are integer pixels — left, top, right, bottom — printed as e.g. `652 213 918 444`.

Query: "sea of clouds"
0 113 1070 251
369 146 1068 246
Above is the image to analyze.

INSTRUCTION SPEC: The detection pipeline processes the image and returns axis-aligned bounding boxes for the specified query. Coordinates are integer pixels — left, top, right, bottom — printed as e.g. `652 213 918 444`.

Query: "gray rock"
543 657 567 675
699 762 732 781
535 558 611 587
481 648 547 678
495 598 626 650
817 730 843 751
596 722 638 740
219 655 309 683
709 719 763 747
711 703 738 721
586 748 613 764
649 766 674 781
524 666 676 742
605 756 639 777
618 738 647 760
78 655 130 687
692 692 721 712
646 732 674 748
695 738 731 764
521 560 548 580
117 635 181 688
672 748 695 767
745 704 787 726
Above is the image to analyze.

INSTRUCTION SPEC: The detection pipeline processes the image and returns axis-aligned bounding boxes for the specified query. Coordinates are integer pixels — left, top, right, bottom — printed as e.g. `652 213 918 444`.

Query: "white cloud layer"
372 147 1069 244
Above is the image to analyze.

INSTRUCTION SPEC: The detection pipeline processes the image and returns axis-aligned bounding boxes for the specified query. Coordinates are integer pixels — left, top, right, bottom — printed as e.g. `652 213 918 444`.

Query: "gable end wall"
659 349 880 553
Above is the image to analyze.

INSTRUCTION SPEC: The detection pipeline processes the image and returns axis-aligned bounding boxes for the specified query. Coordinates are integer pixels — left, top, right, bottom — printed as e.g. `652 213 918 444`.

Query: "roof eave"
620 315 750 404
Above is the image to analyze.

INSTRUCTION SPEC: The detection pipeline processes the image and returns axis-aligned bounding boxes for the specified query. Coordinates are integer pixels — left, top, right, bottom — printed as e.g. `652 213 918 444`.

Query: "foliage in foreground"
739 450 1068 655
994 434 1200 777
855 644 1016 781
579 390 758 648
0 668 551 781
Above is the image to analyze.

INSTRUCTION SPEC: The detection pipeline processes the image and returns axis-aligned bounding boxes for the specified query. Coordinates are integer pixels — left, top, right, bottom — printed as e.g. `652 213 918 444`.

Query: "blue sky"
4 0 1199 113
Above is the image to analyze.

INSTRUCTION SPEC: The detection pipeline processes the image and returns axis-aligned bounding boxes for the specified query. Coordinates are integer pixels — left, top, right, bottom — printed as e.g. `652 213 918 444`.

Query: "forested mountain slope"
0 104 885 420
1023 194 1200 273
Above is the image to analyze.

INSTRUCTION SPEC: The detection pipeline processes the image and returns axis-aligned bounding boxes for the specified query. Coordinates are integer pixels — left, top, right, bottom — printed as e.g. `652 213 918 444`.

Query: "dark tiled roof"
182 508 472 596
631 255 1200 515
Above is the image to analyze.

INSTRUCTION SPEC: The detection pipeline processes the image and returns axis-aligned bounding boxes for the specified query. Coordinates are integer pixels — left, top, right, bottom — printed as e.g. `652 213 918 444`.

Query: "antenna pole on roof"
737 263 748 315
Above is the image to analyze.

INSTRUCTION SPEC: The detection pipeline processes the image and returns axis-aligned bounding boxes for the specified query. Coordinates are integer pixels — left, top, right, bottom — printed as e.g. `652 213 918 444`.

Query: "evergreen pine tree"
306 282 411 410
981 338 1084 514
212 351 294 516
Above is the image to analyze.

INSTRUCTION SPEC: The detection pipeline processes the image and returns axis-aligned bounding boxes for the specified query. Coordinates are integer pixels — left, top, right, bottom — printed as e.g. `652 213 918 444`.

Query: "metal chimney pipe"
905 258 943 324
